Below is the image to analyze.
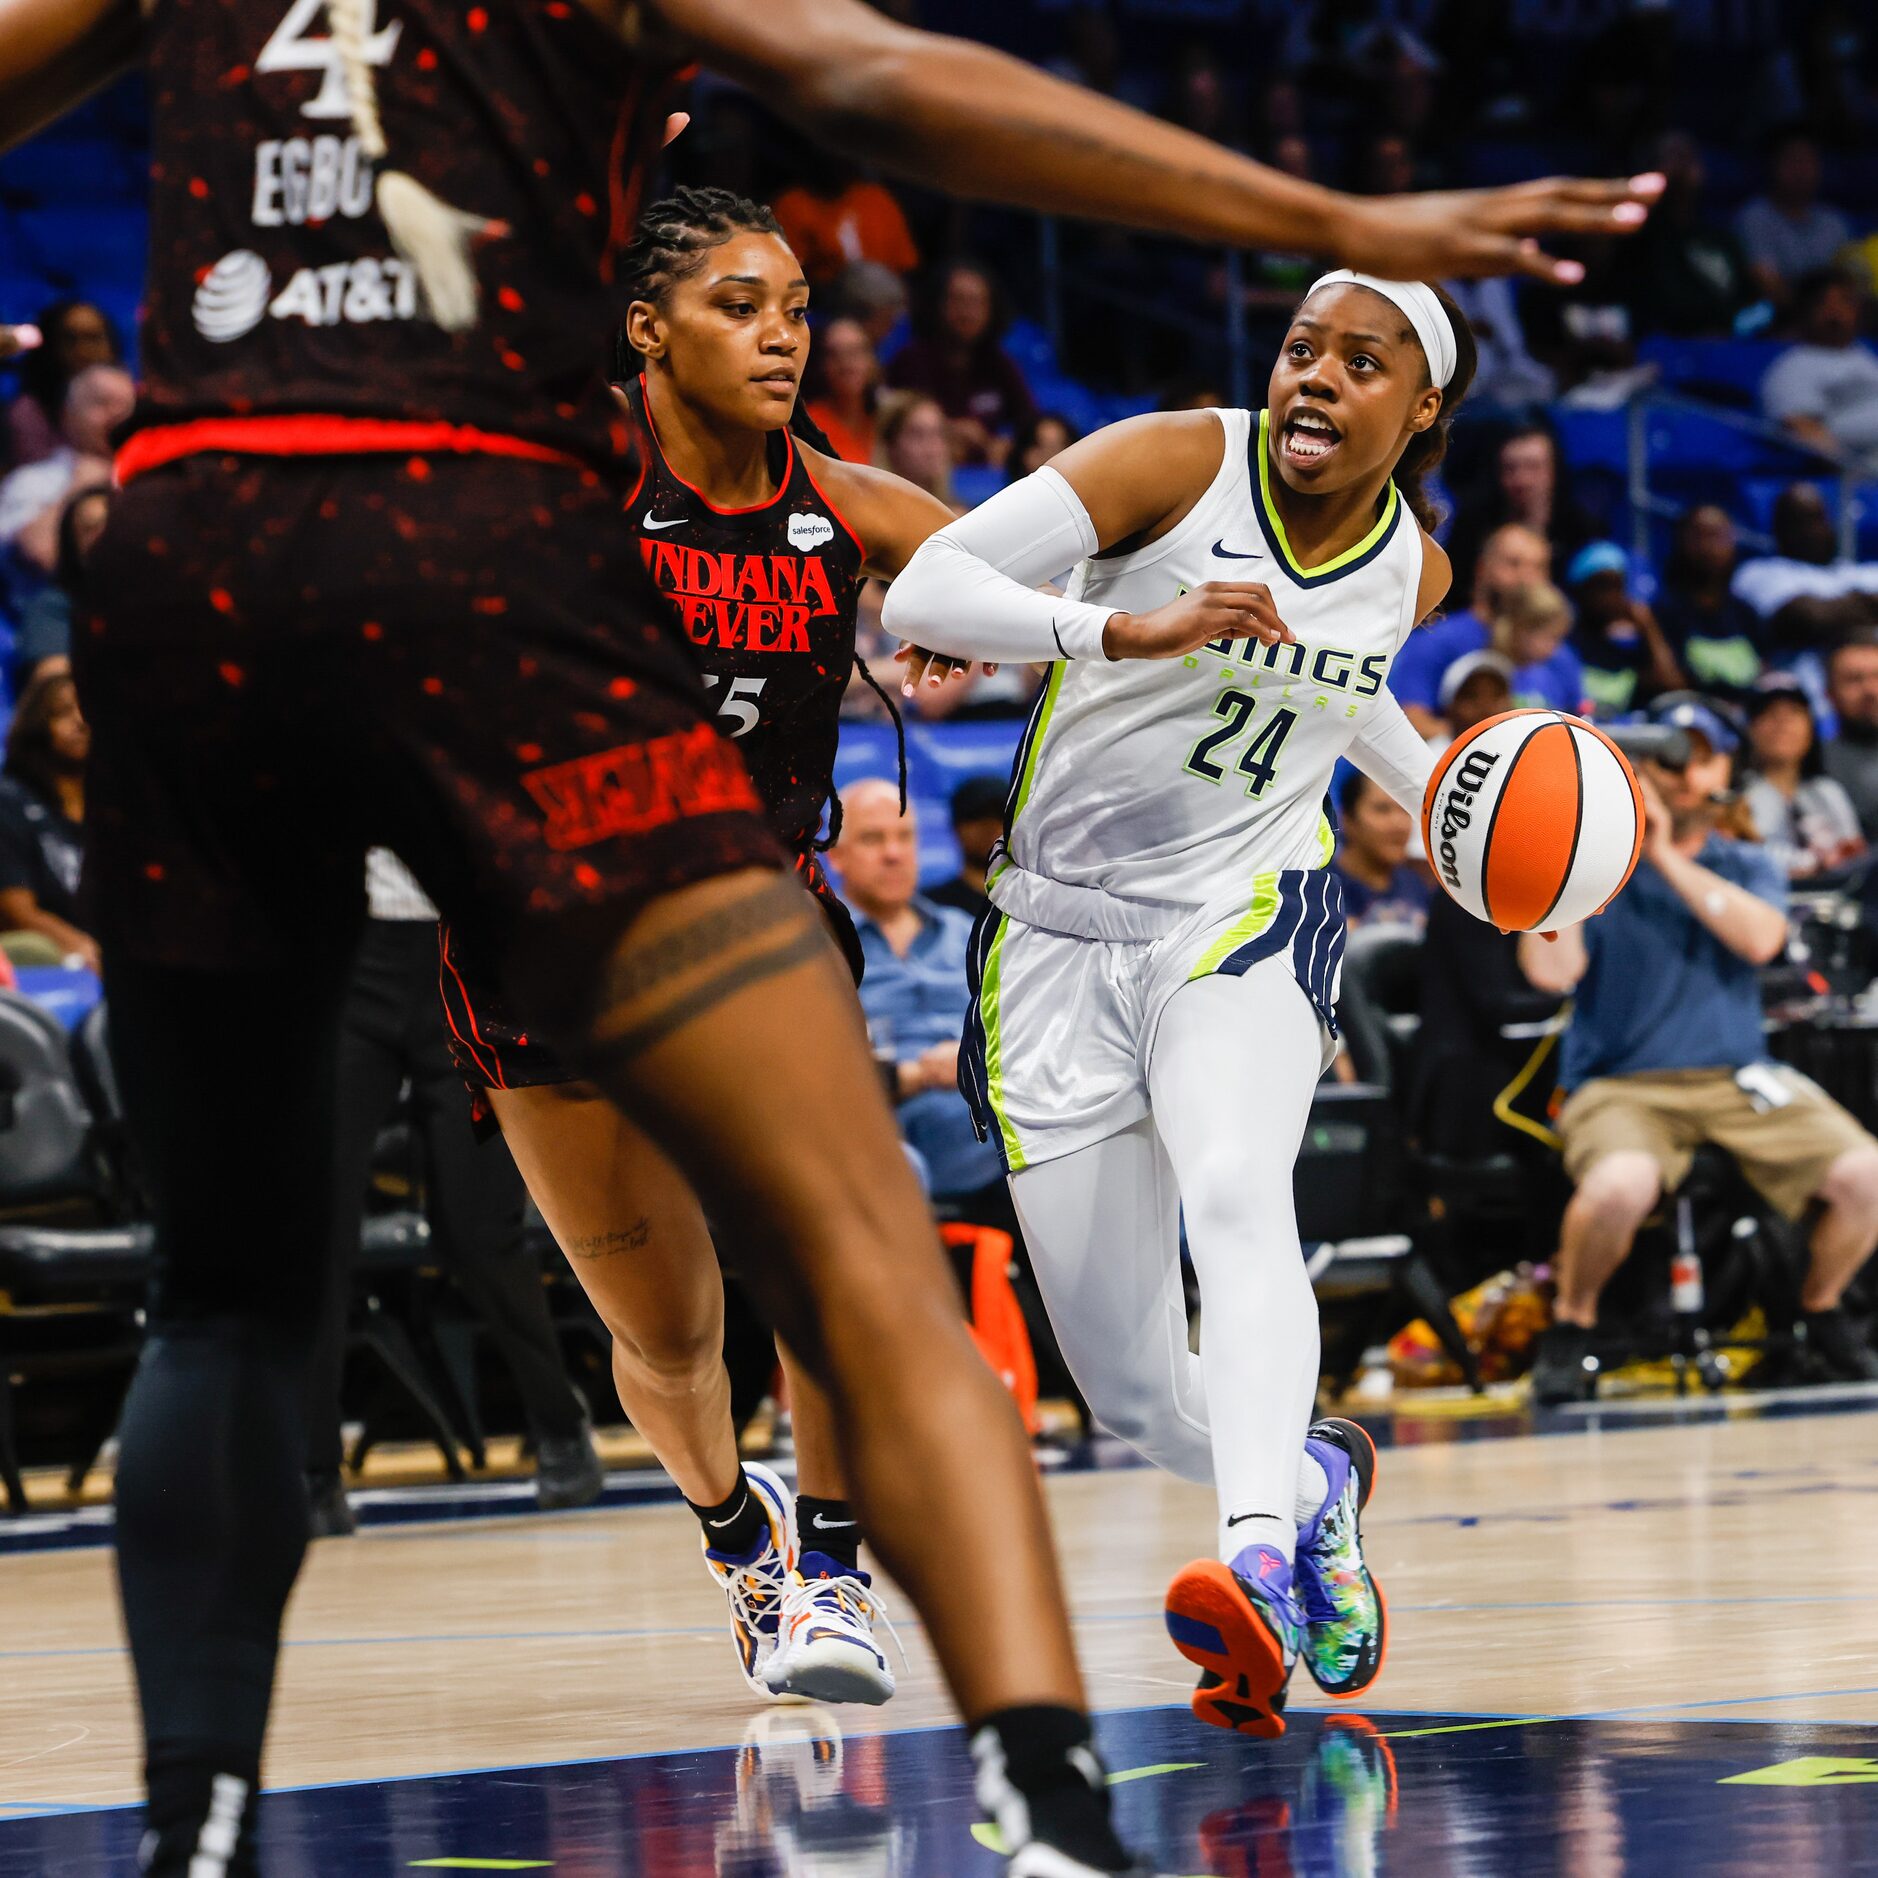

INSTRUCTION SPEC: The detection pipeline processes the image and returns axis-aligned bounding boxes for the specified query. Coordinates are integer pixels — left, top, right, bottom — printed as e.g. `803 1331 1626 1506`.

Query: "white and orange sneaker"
702 1461 798 1697
763 1555 898 1706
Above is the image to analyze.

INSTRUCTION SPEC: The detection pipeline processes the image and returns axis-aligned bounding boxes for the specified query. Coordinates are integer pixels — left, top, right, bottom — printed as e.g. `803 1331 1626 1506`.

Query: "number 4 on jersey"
257 0 401 121
1185 687 1296 797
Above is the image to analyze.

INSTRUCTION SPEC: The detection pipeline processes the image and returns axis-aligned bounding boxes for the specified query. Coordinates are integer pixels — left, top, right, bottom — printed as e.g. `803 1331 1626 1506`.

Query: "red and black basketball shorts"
438 850 863 1117
76 449 781 980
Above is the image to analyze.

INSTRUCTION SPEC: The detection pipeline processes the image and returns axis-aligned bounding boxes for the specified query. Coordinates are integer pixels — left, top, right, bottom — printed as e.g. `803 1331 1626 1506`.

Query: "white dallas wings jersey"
994 407 1422 928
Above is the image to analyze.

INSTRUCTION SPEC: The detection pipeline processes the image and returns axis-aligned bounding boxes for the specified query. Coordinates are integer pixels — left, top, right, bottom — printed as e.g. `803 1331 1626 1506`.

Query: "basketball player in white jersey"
882 273 1478 1738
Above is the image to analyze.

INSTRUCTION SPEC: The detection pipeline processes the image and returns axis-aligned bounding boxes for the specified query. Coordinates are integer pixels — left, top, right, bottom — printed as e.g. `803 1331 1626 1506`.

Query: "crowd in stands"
3 0 1878 1417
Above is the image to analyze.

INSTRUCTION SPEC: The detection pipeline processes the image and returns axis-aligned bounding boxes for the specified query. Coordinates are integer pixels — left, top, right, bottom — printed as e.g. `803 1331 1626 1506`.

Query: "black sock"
142 1746 261 1876
686 1470 767 1557
970 1705 1130 1872
796 1494 861 1572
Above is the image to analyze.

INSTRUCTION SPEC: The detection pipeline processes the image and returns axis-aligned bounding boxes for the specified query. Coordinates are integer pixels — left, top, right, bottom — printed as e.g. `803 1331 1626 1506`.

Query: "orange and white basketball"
1422 708 1644 933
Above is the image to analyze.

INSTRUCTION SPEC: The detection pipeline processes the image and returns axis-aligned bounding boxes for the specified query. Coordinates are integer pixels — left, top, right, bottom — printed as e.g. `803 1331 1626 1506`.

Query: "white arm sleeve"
1349 689 1435 818
879 466 1118 663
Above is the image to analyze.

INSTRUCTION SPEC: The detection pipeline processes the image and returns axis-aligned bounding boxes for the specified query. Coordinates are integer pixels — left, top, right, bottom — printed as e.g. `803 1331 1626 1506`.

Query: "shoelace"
717 1540 792 1640
782 1571 908 1667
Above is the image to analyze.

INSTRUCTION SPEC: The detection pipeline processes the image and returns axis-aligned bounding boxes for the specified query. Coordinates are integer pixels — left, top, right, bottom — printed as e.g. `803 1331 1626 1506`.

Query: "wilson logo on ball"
1422 708 1644 933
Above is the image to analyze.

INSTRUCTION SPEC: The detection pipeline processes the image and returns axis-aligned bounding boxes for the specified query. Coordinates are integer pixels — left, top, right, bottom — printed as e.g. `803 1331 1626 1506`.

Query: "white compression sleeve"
879 466 1117 663
1349 688 1436 817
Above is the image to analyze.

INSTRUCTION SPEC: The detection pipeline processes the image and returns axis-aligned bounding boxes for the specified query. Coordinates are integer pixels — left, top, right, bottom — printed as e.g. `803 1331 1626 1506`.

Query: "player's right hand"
1104 581 1292 661
1336 173 1664 286
0 324 42 362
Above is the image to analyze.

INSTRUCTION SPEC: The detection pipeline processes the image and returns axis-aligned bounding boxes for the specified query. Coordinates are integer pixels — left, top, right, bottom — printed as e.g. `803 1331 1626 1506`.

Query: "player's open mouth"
1281 409 1341 465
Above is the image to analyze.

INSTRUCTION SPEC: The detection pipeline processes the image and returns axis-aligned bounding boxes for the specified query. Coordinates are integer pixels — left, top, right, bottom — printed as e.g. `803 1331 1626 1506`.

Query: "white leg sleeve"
1148 956 1324 1563
1008 1118 1214 1482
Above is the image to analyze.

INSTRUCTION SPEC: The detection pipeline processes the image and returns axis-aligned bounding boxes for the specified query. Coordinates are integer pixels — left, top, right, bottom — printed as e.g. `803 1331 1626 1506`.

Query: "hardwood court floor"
4 1404 1878 1872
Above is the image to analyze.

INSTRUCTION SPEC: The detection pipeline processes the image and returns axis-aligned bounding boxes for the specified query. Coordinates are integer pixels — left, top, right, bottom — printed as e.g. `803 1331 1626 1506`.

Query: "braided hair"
615 188 908 823
614 187 838 460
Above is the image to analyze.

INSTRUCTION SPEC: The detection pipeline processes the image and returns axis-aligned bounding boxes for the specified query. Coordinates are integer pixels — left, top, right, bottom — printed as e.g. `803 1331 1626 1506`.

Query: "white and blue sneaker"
762 1552 899 1706
702 1461 797 1697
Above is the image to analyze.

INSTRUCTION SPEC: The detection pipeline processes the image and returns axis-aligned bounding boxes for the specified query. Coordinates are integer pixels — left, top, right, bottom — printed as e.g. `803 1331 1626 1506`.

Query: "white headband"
1306 270 1457 389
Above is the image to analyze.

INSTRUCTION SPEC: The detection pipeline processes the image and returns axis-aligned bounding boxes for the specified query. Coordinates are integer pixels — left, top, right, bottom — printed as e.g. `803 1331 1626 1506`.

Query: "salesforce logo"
192 250 272 344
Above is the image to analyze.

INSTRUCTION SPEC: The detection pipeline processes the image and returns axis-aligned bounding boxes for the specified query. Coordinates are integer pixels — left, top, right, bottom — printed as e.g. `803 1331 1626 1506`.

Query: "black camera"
1602 723 1693 773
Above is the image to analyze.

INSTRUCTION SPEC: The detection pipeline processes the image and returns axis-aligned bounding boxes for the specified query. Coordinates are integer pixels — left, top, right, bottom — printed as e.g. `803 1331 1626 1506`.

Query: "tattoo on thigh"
600 875 806 1013
567 1216 651 1259
589 921 831 1068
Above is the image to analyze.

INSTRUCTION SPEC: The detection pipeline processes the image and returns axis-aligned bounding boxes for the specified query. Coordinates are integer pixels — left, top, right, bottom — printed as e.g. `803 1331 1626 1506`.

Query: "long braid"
327 0 496 332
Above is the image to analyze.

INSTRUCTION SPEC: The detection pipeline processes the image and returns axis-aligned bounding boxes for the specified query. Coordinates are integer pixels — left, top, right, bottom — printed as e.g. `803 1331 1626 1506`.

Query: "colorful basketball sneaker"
1294 1417 1387 1698
763 1553 899 1706
1163 1545 1302 1738
702 1461 797 1697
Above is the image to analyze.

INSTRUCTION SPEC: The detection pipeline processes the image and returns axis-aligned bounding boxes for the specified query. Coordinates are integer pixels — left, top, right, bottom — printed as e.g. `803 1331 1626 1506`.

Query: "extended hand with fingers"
894 645 997 694
1339 172 1665 286
1103 581 1293 661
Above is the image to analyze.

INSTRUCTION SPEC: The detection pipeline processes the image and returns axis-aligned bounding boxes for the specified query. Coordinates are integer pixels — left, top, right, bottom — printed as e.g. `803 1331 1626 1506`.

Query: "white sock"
1219 1510 1294 1566
1293 1450 1330 1529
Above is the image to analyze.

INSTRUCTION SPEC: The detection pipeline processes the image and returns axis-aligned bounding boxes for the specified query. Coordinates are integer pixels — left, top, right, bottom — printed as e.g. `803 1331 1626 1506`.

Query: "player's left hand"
894 643 996 693
1337 173 1665 286
0 324 42 363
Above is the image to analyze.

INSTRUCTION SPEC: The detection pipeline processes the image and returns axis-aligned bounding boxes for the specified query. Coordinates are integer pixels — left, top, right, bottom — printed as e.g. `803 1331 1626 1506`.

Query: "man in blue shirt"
1519 697 1878 1401
829 778 1005 1211
1392 522 1549 735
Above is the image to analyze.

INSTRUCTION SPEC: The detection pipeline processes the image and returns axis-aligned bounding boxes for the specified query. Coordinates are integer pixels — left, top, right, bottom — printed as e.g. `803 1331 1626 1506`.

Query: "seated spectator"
1006 411 1080 485
1655 505 1765 697
832 260 910 354
1616 131 1750 339
1332 770 1429 930
0 363 134 582
1444 423 1598 597
1566 541 1683 717
1739 672 1866 880
1521 237 1649 406
1821 633 1878 840
0 665 96 971
874 391 956 507
1393 521 1550 735
1761 268 1878 474
887 260 1037 468
1491 579 1587 715
773 157 920 289
5 299 119 469
1520 696 1878 1401
805 315 882 465
830 779 1005 1216
928 774 1006 920
16 484 109 687
1437 649 1514 743
1733 125 1854 311
1440 276 1554 415
1731 483 1878 653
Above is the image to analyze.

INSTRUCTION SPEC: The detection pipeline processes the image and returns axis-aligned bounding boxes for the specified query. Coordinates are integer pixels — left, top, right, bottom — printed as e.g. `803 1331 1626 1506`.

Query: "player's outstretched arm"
0 0 138 152
649 0 1660 285
879 412 1291 669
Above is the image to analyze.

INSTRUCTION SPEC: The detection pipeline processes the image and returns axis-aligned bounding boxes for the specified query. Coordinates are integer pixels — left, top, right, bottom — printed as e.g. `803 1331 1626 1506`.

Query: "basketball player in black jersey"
441 187 960 1709
0 0 1662 1869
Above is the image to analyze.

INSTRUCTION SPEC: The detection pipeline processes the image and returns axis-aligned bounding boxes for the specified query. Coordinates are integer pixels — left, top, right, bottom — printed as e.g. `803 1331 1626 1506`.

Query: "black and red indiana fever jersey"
624 377 866 859
132 0 673 466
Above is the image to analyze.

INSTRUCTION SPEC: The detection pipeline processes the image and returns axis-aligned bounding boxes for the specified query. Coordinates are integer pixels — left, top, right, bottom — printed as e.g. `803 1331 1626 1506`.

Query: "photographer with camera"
1519 696 1878 1403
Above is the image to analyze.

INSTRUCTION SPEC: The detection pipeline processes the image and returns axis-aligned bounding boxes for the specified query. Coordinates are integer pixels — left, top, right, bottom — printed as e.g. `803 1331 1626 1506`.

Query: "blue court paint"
7 1705 1878 1876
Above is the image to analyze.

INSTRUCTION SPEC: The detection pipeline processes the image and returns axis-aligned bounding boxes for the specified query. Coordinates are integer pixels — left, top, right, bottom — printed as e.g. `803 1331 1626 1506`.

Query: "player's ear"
1406 384 1443 435
626 298 665 362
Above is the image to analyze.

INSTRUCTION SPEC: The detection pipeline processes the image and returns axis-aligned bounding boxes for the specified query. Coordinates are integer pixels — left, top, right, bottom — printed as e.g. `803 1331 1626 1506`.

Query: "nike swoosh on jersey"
1212 540 1263 560
643 512 687 531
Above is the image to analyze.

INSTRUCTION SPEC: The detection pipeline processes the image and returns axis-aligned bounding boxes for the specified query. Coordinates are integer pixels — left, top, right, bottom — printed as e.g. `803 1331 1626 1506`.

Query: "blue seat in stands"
1638 338 1783 407
951 463 1006 510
